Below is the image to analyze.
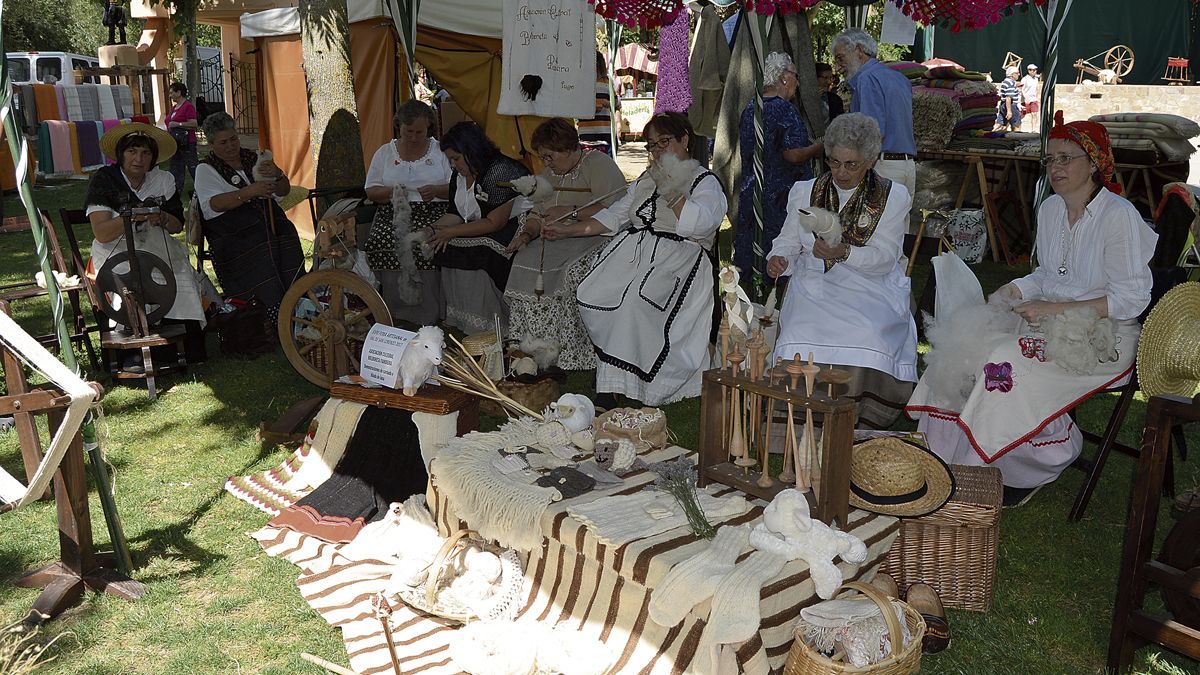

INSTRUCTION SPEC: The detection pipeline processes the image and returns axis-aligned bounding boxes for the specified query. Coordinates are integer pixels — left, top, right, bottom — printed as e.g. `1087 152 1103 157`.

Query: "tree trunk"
184 28 199 109
298 0 365 191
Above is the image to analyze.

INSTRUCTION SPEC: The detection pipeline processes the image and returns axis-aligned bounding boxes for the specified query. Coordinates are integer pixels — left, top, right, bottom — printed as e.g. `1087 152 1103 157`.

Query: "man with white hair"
995 65 1022 131
1020 64 1041 131
831 28 916 197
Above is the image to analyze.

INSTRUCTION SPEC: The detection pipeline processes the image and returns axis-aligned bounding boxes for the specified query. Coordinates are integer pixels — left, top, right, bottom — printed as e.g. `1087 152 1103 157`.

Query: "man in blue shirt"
832 29 917 198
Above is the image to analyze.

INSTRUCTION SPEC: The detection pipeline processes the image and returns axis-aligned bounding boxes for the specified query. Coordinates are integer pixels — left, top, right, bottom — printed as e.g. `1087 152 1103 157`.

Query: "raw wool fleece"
448 620 615 675
920 300 1021 411
432 418 560 552
1042 305 1119 375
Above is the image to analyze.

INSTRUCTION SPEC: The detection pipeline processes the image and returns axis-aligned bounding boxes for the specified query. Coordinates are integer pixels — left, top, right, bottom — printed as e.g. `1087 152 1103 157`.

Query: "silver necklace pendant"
1058 265 1068 276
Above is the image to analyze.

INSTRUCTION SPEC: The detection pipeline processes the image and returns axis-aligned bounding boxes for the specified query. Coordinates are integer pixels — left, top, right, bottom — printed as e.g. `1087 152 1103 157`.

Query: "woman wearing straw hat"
85 123 210 368
907 112 1158 505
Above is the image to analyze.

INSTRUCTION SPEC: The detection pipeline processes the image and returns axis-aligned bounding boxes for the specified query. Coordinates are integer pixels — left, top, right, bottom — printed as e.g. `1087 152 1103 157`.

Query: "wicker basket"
879 464 1002 612
784 581 925 675
394 529 524 624
479 377 560 417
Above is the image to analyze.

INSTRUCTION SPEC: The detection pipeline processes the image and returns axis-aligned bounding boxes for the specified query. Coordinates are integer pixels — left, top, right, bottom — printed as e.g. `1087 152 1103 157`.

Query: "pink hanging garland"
589 0 685 29
892 0 1048 33
741 0 821 15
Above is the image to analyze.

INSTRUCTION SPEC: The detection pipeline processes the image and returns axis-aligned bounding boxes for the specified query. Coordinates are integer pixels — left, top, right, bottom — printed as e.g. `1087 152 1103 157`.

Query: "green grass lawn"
1 183 1198 674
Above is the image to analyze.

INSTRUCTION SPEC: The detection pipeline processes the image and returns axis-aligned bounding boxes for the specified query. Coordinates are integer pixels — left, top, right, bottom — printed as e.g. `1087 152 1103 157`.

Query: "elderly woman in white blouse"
363 100 452 325
906 115 1156 505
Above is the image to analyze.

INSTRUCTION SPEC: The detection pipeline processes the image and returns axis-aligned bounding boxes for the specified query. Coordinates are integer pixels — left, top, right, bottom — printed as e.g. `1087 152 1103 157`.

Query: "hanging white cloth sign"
498 0 596 117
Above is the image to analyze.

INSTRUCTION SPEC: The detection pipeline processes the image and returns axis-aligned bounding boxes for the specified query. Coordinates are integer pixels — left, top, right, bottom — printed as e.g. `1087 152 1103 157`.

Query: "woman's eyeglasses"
826 158 862 171
1039 153 1088 167
538 152 557 163
645 137 675 152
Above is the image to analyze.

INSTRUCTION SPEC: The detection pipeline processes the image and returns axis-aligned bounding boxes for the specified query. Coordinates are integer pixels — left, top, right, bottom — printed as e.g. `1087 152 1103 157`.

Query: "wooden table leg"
975 159 1001 262
953 159 973 209
1142 168 1157 213
1014 161 1033 228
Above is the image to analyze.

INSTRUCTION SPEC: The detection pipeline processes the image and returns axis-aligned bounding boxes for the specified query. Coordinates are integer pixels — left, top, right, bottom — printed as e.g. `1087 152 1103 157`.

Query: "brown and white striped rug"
254 446 900 674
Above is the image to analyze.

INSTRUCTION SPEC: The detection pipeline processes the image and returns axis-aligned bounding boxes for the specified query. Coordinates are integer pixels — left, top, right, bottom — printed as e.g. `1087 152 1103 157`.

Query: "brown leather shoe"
906 583 950 654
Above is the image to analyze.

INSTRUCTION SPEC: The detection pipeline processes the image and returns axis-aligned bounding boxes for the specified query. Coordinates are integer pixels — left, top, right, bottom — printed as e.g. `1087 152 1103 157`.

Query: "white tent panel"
238 0 502 38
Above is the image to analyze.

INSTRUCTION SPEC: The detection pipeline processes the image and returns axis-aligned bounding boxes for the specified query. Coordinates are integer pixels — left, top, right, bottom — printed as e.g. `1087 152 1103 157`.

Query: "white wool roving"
390 183 423 305
448 621 614 675
448 621 537 675
510 174 554 202
340 493 436 563
649 524 751 627
695 550 788 674
434 418 559 552
519 336 561 371
921 300 1021 410
648 153 702 201
796 207 843 246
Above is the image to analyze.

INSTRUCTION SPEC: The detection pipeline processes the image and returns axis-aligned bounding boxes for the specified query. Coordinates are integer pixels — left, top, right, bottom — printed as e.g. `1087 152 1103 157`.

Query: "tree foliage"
3 0 142 54
809 2 913 65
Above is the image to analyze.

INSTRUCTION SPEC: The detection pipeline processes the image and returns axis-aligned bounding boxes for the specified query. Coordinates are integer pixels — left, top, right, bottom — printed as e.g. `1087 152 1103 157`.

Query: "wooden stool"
1162 57 1191 85
102 323 187 401
1108 393 1200 671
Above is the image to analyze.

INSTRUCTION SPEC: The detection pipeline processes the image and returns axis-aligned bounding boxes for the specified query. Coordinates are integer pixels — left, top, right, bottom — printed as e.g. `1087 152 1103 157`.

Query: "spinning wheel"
1104 45 1135 79
1075 45 1135 84
95 250 176 326
277 269 391 388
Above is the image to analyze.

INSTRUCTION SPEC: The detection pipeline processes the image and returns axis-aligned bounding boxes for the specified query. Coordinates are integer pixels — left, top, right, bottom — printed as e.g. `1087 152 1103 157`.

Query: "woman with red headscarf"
906 113 1157 506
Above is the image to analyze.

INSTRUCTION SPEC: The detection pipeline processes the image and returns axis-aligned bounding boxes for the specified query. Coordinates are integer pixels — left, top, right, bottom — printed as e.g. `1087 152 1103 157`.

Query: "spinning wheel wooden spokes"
1104 45 1135 78
277 269 391 388
96 250 177 326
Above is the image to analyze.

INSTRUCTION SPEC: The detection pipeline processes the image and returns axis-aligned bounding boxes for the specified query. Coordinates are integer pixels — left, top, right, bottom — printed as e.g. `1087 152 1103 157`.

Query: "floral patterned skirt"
505 249 600 371
363 200 447 271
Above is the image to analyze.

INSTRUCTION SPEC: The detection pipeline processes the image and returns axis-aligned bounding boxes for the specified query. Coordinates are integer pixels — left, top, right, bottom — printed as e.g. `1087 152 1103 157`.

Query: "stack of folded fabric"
913 161 966 212
1089 113 1200 164
946 129 1041 156
886 60 929 82
918 65 999 135
911 88 961 151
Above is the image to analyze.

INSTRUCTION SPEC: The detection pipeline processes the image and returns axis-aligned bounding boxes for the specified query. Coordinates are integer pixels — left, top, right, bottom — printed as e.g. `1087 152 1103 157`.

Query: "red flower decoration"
1018 337 1046 362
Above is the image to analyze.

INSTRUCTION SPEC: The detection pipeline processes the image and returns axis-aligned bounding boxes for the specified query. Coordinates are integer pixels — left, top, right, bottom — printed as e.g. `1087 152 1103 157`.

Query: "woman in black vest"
193 112 304 322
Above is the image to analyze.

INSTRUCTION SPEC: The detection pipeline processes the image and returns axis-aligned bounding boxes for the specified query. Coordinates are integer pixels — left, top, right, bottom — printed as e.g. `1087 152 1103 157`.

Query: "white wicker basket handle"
422 528 478 607
841 581 905 660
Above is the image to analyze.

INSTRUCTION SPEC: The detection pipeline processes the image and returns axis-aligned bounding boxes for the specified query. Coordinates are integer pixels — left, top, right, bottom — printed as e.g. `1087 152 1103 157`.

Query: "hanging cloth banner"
498 0 596 118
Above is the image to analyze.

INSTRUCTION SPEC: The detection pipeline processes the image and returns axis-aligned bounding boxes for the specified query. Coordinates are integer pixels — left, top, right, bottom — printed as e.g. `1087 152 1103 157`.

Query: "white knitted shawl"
568 489 751 547
432 418 559 552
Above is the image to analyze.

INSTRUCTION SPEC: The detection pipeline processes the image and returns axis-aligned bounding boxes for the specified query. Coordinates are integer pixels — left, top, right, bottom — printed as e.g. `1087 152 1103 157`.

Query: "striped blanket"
253 444 899 675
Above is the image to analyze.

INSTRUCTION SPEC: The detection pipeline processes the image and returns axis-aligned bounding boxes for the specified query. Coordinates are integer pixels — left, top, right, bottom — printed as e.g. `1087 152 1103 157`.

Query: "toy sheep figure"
398 326 445 396
749 489 868 599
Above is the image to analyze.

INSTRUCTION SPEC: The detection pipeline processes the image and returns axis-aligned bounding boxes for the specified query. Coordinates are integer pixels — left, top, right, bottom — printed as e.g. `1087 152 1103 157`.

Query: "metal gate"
198 51 222 104
229 53 258 134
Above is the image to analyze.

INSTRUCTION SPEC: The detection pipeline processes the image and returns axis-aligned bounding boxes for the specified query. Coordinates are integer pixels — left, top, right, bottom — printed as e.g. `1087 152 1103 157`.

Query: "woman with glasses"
426 122 531 332
544 112 726 407
363 100 452 325
734 51 823 284
767 113 916 428
504 118 626 370
907 113 1156 505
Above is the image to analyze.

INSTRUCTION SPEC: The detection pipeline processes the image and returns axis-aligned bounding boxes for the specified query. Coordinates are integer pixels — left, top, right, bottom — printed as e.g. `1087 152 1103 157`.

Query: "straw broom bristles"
436 334 545 421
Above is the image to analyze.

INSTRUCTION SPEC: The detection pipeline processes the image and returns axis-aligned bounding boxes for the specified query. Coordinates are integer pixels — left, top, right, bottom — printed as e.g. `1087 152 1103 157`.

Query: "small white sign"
360 324 417 389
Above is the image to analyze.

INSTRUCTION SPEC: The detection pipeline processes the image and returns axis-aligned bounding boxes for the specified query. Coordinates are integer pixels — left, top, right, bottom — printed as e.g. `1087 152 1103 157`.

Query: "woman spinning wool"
767 113 916 428
907 114 1156 505
85 124 209 367
363 100 452 325
545 112 726 406
427 122 531 332
194 112 305 322
735 51 822 283
504 118 626 370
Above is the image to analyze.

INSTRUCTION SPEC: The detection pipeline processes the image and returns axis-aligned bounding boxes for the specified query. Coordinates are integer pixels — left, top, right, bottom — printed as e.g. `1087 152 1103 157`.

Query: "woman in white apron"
544 113 726 406
906 113 1157 505
767 113 917 428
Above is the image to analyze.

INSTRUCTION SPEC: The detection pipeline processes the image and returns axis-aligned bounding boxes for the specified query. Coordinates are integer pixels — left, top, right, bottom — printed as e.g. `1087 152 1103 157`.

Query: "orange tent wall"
256 20 397 237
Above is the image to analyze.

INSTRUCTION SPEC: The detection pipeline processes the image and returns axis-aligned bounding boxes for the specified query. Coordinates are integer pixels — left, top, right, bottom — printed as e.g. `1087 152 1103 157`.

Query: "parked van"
5 52 101 85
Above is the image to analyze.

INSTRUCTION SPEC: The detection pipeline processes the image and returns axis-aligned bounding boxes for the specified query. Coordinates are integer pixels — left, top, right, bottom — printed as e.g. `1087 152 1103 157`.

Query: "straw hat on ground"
99 123 177 163
849 437 955 518
1137 282 1200 398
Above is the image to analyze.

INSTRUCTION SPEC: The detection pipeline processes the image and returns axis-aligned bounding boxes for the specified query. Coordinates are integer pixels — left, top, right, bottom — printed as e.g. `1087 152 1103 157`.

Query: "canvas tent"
230 0 548 235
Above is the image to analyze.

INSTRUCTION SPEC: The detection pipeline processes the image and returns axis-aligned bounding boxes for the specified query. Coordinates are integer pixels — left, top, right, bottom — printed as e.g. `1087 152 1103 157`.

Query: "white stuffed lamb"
749 489 868 599
398 326 445 396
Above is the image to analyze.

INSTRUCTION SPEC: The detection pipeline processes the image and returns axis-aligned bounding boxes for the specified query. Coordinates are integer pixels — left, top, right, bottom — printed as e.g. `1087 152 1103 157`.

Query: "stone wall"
1056 84 1200 120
